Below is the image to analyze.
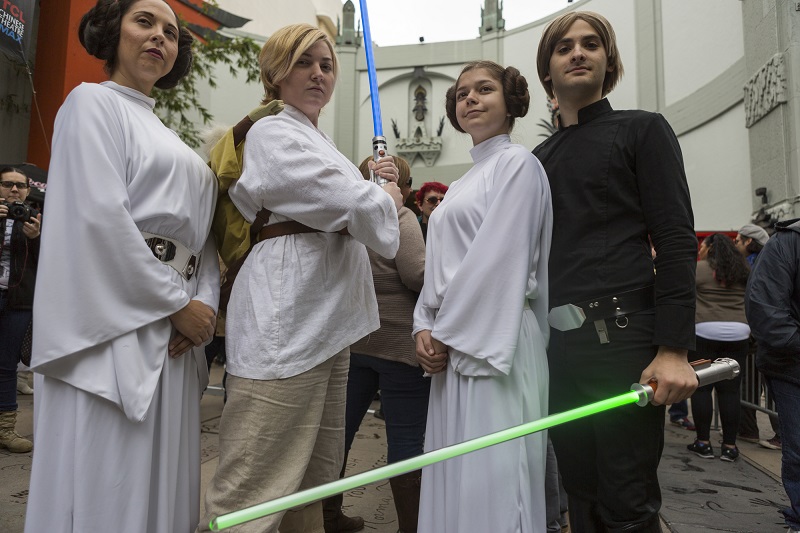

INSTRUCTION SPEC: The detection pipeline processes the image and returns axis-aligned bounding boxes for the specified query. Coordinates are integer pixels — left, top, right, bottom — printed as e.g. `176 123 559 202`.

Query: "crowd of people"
4 1 799 533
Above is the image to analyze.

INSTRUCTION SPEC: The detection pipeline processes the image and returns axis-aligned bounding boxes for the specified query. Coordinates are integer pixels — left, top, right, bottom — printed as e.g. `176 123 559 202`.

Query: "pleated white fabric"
413 134 552 533
26 351 201 533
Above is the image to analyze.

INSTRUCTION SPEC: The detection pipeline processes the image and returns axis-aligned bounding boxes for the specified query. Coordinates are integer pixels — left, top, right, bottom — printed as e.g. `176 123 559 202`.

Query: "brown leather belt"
256 220 322 243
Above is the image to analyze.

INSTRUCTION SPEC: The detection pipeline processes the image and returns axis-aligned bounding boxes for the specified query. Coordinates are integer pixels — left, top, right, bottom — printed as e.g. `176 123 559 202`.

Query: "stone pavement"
1 364 790 532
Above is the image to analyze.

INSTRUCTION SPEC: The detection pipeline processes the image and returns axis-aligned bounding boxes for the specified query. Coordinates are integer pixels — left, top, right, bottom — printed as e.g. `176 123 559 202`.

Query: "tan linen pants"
198 348 349 533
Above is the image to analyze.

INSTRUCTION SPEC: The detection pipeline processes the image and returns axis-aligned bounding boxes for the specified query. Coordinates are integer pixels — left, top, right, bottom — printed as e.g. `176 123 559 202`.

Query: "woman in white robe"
198 24 402 533
25 2 219 532
413 61 552 533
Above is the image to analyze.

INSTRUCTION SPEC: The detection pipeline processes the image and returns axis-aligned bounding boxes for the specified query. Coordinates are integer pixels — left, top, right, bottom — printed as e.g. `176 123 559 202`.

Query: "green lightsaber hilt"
209 357 740 530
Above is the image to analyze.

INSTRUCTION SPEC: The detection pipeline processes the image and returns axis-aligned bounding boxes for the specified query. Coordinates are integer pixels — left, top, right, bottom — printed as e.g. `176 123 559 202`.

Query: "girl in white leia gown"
413 60 553 533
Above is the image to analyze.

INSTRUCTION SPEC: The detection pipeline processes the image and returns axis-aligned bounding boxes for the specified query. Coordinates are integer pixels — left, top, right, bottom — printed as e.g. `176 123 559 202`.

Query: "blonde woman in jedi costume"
25 1 219 532
198 23 402 533
413 60 552 533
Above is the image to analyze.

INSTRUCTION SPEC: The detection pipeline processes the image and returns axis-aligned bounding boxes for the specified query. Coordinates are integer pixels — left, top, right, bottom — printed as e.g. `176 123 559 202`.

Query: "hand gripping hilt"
370 136 389 185
630 358 740 407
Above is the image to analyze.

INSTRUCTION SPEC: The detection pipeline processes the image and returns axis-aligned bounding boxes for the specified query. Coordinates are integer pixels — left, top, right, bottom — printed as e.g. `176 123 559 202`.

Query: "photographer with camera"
0 166 40 453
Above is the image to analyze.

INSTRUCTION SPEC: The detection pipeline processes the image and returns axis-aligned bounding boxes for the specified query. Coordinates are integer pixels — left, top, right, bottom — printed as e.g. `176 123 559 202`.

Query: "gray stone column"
742 0 800 221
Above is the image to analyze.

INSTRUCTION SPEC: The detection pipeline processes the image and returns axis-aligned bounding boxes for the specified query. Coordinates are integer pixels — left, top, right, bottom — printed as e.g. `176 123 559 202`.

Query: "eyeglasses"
0 181 29 189
425 196 443 205
406 177 413 187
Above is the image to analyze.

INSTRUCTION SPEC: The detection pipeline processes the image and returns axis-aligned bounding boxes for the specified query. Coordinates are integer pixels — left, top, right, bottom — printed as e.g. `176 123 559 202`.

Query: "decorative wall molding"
744 53 787 128
763 198 800 223
663 58 746 136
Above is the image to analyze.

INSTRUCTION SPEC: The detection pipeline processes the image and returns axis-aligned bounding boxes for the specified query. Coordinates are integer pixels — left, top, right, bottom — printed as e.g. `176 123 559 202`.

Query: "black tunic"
533 98 697 350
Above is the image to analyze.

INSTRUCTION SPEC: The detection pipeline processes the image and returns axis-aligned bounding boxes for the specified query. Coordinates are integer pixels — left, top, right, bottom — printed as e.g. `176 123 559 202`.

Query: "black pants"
549 311 664 533
688 335 749 445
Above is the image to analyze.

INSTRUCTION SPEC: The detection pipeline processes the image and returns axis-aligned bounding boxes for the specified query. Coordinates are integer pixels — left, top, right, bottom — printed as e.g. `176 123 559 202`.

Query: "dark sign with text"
0 0 34 61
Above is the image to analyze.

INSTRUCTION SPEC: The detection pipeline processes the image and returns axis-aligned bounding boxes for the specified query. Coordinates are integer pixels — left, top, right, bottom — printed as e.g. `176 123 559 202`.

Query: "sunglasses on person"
0 181 30 189
425 196 443 205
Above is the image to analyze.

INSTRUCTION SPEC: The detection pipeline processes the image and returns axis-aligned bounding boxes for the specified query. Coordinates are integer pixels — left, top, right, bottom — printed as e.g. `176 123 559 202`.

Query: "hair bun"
503 67 530 119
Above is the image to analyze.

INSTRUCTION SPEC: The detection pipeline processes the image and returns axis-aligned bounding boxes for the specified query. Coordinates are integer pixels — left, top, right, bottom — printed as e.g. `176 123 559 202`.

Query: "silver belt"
141 231 200 281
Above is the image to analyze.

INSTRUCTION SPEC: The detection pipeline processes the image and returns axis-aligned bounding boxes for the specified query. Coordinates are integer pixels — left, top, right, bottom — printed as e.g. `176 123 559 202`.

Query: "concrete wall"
327 0 753 230
741 0 800 221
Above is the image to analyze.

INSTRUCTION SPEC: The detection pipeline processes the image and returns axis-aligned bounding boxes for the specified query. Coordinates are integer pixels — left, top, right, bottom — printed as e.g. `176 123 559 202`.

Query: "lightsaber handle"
695 357 740 387
631 357 741 406
370 136 389 185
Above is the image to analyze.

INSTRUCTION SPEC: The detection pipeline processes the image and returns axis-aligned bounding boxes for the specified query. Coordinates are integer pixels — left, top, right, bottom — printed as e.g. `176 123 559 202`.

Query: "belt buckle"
548 304 586 331
146 237 176 262
181 255 197 281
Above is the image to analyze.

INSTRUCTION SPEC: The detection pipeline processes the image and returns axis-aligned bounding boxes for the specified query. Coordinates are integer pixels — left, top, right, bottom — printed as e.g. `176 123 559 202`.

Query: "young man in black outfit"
533 11 698 532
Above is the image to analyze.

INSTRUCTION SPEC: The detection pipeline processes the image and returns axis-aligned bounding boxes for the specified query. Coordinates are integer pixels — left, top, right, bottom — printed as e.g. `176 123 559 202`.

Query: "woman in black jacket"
0 166 41 453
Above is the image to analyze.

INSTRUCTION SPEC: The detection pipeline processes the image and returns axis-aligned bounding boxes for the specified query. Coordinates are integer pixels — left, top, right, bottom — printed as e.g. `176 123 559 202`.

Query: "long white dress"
412 134 552 533
25 82 219 533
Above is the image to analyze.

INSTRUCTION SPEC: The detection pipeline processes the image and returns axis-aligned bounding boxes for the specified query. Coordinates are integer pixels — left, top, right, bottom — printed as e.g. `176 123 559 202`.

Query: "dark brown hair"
78 0 193 90
445 60 529 134
0 166 27 180
705 233 750 287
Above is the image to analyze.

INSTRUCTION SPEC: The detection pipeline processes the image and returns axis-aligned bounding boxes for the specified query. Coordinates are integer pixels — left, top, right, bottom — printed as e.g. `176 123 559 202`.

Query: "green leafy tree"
155 34 261 147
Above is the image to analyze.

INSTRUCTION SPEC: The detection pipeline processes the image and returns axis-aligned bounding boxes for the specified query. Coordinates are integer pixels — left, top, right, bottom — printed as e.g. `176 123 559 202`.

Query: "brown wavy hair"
704 233 750 287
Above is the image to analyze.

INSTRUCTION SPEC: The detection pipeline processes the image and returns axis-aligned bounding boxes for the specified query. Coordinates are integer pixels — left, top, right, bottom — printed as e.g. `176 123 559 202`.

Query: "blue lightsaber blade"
359 0 388 184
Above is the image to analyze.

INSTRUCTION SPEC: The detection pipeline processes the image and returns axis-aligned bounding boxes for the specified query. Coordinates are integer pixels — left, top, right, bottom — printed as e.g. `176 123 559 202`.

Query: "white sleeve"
231 118 399 258
432 150 551 375
192 235 221 312
32 85 192 364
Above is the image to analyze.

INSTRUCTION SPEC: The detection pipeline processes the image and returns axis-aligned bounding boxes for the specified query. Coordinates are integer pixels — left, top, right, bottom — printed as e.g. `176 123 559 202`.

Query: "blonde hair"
537 11 624 99
259 23 339 104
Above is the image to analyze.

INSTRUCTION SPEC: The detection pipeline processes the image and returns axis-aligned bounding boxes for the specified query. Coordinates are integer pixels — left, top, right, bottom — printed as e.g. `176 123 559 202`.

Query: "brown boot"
389 470 421 533
0 410 32 453
322 454 364 533
322 508 364 533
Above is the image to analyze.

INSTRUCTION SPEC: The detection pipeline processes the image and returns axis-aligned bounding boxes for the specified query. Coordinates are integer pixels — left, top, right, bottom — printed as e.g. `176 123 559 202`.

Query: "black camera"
2 201 38 222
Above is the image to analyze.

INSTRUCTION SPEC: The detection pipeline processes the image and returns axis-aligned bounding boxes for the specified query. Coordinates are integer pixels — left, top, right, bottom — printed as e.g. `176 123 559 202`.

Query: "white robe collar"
100 80 156 111
469 134 512 164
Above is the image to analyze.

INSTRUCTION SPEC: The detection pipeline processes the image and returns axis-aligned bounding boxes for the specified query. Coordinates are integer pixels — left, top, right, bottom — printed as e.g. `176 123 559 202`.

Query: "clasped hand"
168 300 216 358
415 329 449 374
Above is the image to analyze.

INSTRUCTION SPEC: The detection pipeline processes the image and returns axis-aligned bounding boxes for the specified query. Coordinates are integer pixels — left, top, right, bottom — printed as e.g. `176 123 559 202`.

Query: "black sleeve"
746 233 800 354
636 114 697 350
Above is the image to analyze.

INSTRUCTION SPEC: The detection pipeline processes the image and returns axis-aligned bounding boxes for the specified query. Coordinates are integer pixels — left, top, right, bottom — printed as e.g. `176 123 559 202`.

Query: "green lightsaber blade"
210 358 740 530
210 389 642 530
